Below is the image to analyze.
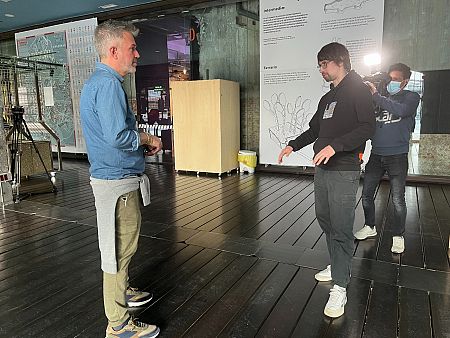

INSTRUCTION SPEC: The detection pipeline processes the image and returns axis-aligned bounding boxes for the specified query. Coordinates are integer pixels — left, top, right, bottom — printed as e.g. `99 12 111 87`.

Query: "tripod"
9 106 57 201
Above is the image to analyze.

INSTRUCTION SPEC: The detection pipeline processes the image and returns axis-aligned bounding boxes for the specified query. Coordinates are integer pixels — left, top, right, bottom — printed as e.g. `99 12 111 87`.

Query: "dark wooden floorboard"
289 283 332 338
217 263 298 338
184 259 277 338
274 200 316 246
225 179 312 237
244 182 314 240
361 282 398 338
158 255 258 337
181 177 276 231
0 231 98 283
423 235 450 271
196 177 292 233
261 192 315 243
429 185 450 254
430 292 450 338
401 233 425 268
255 267 316 338
211 177 302 235
0 159 448 337
169 176 268 227
398 287 432 338
0 226 96 269
139 251 238 329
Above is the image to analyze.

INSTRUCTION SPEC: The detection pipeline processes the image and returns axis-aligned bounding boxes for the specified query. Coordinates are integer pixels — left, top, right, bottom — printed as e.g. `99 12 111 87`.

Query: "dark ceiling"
0 0 210 37
0 0 164 33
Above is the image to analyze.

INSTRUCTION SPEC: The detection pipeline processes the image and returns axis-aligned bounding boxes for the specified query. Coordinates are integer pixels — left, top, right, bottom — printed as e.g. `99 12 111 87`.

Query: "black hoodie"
288 70 376 170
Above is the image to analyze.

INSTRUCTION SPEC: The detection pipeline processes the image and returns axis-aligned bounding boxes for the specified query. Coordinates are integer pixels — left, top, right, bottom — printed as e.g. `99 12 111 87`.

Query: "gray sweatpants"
314 167 360 288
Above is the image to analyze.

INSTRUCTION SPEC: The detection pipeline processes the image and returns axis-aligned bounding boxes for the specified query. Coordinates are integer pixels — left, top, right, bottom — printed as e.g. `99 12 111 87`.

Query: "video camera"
362 72 391 96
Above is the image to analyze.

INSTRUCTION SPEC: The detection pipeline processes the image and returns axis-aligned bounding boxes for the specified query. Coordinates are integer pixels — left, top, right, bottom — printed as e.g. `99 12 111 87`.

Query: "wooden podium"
171 79 240 175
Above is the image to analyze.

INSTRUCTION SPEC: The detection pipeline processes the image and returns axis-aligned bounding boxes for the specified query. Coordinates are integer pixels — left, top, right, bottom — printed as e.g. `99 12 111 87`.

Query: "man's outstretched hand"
278 146 294 164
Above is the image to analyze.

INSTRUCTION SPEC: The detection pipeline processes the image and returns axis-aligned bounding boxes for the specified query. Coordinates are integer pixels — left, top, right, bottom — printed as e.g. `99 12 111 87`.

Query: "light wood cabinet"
171 79 240 174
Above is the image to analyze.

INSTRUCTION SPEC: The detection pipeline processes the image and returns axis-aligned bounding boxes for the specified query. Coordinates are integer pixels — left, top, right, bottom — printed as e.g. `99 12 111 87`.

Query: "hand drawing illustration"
324 0 373 14
264 92 313 160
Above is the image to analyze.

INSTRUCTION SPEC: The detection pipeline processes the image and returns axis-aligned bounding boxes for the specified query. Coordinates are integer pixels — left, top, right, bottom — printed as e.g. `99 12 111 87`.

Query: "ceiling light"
157 14 165 18
99 4 118 9
0 0 12 3
364 53 381 66
131 18 148 23
154 50 160 53
4 13 14 18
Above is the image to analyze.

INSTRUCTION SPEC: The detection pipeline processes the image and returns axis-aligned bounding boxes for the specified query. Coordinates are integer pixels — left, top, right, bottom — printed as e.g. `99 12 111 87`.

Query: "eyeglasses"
317 60 332 70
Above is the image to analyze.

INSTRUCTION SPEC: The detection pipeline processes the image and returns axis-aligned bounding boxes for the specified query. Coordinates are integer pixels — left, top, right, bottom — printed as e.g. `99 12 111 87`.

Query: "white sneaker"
315 265 332 282
354 225 377 240
324 285 347 318
391 236 405 253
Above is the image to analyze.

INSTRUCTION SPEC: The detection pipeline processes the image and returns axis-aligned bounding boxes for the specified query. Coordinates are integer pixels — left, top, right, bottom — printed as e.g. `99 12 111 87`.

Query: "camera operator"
354 63 420 254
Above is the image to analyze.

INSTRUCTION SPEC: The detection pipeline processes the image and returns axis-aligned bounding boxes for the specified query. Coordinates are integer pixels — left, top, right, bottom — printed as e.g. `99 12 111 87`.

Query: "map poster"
15 18 98 153
259 0 384 166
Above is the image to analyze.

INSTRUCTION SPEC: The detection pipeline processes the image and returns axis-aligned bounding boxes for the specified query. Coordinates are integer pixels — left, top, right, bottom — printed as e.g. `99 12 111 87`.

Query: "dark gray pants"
362 153 408 236
314 167 360 288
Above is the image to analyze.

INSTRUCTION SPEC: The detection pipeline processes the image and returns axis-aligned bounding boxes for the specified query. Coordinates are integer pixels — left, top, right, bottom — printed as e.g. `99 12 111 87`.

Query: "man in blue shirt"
354 63 420 254
80 20 161 338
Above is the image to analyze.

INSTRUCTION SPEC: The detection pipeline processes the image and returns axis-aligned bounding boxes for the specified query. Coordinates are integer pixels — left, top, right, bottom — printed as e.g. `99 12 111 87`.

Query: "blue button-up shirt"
80 63 144 179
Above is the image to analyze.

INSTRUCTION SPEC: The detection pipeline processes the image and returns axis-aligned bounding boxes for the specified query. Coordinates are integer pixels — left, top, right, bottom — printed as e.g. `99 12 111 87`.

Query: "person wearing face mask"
355 63 420 254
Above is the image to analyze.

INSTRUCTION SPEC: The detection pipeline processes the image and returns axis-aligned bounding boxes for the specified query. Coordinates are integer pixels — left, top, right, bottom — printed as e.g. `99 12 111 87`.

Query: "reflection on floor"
1 160 449 337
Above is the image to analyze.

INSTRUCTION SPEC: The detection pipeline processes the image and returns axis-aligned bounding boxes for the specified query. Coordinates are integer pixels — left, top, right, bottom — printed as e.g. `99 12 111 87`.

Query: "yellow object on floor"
238 150 257 174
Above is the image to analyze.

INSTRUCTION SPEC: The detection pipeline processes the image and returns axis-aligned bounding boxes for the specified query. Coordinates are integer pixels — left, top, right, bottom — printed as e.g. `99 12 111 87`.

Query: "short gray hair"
94 19 139 58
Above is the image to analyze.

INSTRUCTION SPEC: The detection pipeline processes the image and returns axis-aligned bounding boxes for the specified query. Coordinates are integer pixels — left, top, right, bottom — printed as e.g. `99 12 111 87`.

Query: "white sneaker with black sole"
324 284 347 318
315 265 332 282
354 225 377 240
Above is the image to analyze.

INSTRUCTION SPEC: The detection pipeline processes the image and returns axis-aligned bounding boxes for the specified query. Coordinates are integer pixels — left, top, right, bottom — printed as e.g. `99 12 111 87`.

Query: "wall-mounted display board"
15 18 98 153
259 0 384 166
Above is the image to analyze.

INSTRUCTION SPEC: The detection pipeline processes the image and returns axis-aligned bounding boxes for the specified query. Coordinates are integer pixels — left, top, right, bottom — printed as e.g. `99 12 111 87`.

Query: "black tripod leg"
9 123 20 201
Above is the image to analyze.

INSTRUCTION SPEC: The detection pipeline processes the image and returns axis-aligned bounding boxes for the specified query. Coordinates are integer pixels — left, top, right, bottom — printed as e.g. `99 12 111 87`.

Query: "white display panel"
260 0 384 166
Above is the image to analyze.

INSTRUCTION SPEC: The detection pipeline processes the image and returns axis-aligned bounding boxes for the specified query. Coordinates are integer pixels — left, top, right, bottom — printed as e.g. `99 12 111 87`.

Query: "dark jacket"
371 90 420 155
288 70 375 170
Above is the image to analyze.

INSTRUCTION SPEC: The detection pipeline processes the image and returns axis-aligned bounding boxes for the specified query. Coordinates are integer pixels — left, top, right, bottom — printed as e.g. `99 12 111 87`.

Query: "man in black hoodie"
278 42 375 318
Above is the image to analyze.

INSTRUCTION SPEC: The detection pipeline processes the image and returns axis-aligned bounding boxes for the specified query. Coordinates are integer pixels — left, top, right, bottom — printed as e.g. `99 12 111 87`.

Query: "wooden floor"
1 160 449 338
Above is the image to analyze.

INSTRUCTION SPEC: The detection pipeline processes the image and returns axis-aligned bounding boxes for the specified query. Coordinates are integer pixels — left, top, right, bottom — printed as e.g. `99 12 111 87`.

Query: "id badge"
323 101 337 119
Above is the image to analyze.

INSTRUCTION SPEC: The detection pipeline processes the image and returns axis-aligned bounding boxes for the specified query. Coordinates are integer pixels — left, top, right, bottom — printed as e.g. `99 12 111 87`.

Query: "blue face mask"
387 81 402 95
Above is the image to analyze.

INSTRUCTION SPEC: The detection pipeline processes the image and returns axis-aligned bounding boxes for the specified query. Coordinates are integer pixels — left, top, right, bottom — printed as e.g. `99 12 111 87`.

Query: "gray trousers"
314 167 360 288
